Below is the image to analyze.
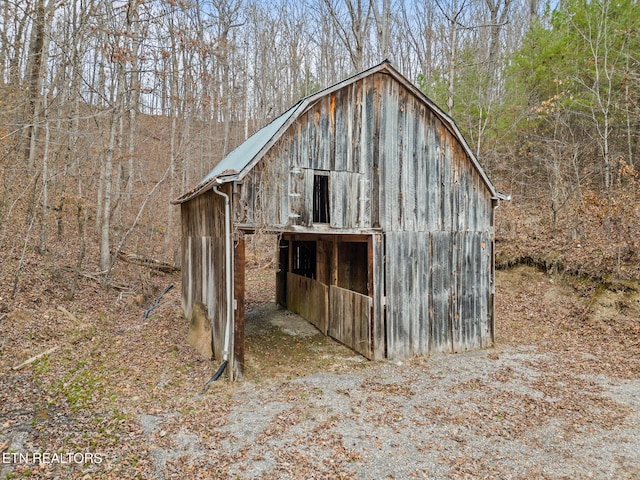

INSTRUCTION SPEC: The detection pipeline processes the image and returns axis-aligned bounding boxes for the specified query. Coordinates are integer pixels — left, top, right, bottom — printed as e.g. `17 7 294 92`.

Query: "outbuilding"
173 61 508 379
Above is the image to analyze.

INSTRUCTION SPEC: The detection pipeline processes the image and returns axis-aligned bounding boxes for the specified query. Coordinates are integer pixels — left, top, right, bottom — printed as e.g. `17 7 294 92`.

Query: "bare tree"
0 0 32 86
485 0 512 79
398 0 438 82
125 0 142 205
24 0 47 167
210 0 244 155
435 0 467 115
570 0 617 193
320 0 372 72
370 0 392 61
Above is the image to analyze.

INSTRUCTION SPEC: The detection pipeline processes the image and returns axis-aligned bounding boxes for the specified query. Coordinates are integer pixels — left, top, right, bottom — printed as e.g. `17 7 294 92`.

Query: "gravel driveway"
137 299 640 480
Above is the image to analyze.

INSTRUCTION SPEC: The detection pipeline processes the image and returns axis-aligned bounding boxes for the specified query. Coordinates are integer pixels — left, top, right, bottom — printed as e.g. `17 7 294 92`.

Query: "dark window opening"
292 241 316 279
276 238 289 306
313 174 330 224
337 242 369 295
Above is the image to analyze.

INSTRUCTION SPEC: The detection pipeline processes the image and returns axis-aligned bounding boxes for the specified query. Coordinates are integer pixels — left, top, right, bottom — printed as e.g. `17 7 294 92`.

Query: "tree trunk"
24 0 46 166
38 94 50 254
99 107 119 271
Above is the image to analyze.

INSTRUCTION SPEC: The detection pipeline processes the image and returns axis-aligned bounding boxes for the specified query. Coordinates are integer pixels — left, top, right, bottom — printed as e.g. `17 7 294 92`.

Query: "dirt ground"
1 265 640 479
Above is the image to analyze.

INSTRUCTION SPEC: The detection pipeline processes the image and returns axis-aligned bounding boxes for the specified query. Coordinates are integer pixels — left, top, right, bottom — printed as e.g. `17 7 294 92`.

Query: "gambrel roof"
173 60 506 204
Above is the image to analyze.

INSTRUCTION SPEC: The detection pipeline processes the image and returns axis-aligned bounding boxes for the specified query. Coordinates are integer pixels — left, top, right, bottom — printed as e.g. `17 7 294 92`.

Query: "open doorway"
239 232 375 380
274 233 373 358
242 233 364 379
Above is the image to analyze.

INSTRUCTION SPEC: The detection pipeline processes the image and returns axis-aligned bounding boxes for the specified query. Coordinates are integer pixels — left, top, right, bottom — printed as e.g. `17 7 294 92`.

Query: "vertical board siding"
234 71 494 235
369 79 381 228
385 231 431 358
350 79 360 173
440 137 453 232
384 230 492 357
236 76 386 230
430 231 453 353
233 238 245 380
182 235 193 319
368 72 494 357
330 171 363 228
375 82 493 235
385 78 400 231
334 88 347 172
480 229 493 346
453 232 480 351
180 189 228 362
415 232 431 354
415 103 428 232
286 272 329 334
385 232 408 358
329 285 372 359
371 233 385 359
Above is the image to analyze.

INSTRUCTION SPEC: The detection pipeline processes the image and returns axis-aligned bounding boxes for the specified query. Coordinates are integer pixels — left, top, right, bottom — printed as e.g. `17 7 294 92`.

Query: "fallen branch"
59 266 131 291
57 305 78 323
117 251 179 273
12 346 59 371
12 306 89 370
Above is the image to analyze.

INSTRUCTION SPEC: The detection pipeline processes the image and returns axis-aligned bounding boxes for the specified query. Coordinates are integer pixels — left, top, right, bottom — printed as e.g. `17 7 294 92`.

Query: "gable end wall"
232 72 495 358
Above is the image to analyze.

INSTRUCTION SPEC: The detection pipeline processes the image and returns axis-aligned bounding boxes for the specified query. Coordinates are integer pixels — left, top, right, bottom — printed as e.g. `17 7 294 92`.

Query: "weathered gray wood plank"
384 231 433 358
430 231 452 352
329 285 372 359
371 233 385 360
286 272 329 334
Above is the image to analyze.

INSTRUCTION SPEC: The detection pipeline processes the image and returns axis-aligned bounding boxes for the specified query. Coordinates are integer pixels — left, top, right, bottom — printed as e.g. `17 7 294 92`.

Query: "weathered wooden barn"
173 61 508 379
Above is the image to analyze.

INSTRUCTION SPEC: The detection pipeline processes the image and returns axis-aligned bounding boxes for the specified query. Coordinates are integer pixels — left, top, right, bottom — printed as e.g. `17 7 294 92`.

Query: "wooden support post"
371 233 386 360
233 236 245 380
331 237 338 287
287 233 293 274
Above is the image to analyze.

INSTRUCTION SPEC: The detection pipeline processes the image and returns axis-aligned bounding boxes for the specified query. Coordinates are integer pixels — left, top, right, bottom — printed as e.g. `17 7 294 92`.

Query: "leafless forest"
1 0 639 478
1 0 638 291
